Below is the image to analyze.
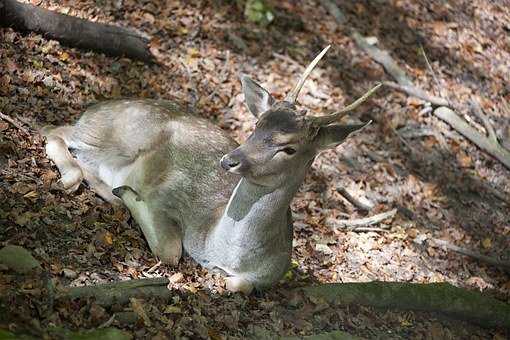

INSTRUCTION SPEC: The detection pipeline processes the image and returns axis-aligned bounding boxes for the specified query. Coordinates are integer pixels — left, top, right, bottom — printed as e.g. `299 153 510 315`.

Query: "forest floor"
0 0 509 339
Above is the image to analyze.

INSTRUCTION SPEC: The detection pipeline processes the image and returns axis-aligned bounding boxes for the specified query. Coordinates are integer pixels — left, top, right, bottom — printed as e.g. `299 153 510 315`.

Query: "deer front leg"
112 186 182 265
225 276 254 294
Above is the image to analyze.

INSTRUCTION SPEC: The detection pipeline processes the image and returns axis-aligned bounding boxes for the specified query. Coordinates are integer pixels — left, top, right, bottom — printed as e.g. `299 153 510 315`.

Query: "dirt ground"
0 0 509 339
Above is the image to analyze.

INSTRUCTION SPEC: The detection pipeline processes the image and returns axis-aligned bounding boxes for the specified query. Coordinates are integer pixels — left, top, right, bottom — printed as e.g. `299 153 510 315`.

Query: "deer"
43 46 380 294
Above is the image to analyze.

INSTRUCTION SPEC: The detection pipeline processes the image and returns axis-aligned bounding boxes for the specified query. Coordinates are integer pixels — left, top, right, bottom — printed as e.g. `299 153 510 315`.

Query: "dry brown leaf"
130 298 152 326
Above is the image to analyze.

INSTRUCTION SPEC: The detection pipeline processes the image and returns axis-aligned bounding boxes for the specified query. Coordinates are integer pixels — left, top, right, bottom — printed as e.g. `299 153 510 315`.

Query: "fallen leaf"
169 272 184 283
130 298 152 326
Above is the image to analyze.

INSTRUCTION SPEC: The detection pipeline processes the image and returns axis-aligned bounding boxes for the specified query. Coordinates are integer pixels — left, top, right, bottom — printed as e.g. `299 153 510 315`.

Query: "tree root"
0 0 154 62
55 276 510 329
301 281 510 330
57 277 171 306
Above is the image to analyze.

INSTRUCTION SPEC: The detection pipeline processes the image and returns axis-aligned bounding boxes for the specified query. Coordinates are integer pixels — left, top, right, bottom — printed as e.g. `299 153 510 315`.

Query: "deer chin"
226 167 243 175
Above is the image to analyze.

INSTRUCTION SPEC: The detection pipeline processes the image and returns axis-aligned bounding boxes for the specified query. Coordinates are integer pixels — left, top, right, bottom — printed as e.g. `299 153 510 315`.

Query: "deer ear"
241 75 275 118
314 121 371 150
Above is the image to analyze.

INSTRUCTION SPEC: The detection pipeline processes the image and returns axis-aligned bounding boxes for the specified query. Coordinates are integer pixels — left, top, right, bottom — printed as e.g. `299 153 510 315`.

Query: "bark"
57 277 171 306
57 277 510 329
435 107 510 169
0 0 154 62
301 281 510 329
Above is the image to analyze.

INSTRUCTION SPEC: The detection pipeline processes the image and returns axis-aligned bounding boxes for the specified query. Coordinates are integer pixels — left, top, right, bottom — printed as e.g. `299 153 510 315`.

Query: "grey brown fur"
44 47 376 293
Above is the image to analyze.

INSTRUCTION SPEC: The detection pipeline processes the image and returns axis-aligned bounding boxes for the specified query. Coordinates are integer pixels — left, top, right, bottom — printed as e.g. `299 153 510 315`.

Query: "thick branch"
57 277 171 306
301 281 510 329
319 0 347 25
435 107 510 169
383 81 449 107
432 238 510 272
470 101 499 145
0 0 154 62
351 31 413 87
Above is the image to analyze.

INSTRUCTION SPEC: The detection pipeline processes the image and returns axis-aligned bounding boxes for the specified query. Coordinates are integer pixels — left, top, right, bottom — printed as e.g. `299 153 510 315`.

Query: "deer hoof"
59 167 83 193
225 276 253 294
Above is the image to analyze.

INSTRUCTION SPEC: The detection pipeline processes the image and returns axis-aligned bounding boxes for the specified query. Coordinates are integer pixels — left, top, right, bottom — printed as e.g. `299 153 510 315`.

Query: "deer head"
220 46 380 188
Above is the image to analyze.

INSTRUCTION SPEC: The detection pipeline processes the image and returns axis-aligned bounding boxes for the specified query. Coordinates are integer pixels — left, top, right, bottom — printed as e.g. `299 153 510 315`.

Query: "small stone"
62 268 78 279
365 36 379 45
315 243 333 255
169 272 184 283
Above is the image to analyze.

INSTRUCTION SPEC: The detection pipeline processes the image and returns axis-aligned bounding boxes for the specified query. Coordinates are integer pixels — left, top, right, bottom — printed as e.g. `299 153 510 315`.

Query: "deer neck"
214 174 305 243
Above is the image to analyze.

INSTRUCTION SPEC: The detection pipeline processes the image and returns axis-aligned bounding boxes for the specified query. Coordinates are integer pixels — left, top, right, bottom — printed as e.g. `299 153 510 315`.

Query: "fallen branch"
382 82 510 169
57 277 171 306
470 100 499 145
383 81 449 107
0 0 154 62
432 238 510 273
351 31 413 87
319 0 347 25
327 208 397 230
301 281 510 330
320 0 510 171
0 111 30 136
434 107 510 169
336 186 374 212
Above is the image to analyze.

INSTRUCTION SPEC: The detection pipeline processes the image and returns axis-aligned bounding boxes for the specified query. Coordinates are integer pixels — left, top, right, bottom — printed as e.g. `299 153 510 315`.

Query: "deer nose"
220 154 241 171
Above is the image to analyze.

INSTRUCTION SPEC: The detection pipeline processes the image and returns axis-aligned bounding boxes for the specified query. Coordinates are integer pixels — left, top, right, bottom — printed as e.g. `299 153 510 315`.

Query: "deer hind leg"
112 185 182 265
42 125 83 193
79 165 122 205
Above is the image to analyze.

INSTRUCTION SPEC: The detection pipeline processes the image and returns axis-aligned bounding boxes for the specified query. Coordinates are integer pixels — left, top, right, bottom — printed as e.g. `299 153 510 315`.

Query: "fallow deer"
43 46 379 293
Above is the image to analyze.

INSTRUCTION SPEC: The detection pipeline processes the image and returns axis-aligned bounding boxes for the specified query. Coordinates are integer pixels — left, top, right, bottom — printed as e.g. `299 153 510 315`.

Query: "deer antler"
285 45 331 103
307 83 382 126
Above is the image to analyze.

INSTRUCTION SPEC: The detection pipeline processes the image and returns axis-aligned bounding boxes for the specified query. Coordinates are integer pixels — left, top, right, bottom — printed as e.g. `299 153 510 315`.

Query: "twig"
470 100 499 145
327 208 397 230
98 314 116 328
351 227 388 233
432 238 510 272
383 81 449 107
419 45 449 104
146 260 162 274
336 186 373 212
0 111 30 136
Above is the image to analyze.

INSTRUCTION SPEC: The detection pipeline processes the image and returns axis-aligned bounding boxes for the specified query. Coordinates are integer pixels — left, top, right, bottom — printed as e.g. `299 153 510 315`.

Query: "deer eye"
281 147 296 155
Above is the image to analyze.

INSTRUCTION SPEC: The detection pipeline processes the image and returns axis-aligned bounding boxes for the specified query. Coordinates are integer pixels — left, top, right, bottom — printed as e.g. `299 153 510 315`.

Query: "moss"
302 281 510 329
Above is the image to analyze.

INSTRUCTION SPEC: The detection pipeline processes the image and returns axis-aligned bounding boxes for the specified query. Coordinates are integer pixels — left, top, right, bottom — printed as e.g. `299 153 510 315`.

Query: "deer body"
45 99 296 291
44 46 377 293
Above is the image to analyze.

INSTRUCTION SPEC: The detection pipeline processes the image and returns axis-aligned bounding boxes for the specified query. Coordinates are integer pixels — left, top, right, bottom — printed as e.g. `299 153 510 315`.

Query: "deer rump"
43 46 378 294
